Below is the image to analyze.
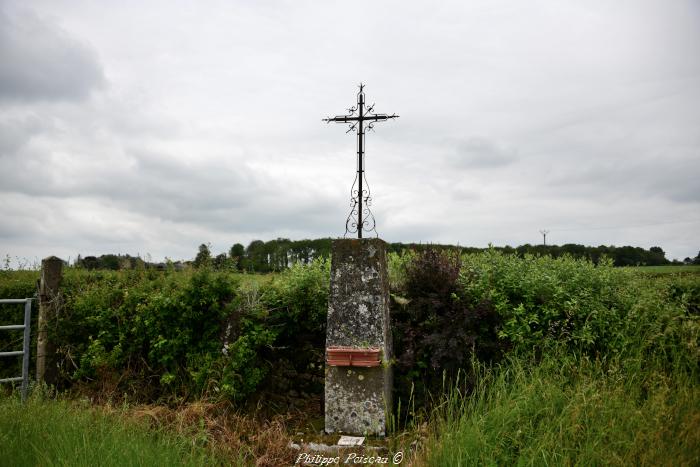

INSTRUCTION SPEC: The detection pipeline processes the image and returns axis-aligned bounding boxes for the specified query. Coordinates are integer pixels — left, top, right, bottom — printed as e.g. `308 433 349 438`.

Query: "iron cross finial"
323 84 399 238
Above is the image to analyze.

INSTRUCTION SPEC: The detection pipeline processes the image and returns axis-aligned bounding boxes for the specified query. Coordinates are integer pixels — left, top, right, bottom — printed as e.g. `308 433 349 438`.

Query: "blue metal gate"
0 298 33 402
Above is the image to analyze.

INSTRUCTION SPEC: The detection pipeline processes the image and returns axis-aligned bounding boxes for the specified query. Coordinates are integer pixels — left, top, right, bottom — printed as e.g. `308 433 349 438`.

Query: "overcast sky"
1 0 698 264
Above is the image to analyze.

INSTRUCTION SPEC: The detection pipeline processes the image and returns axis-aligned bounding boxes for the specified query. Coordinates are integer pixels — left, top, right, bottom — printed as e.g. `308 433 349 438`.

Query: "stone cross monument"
323 85 398 436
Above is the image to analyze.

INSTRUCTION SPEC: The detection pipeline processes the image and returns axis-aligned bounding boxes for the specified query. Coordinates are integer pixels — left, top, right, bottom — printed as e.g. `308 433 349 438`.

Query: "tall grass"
0 394 228 466
424 351 700 466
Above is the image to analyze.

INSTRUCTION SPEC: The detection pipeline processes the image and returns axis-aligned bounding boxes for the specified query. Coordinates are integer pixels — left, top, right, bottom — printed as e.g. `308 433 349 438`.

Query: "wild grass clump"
126 400 297 466
423 351 700 466
0 393 227 466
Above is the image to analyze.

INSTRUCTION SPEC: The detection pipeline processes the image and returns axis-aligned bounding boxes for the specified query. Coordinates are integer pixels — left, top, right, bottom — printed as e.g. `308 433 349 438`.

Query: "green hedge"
1 251 697 404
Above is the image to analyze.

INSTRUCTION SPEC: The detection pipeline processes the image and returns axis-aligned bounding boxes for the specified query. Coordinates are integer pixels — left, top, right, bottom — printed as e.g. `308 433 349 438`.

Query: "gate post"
36 256 63 385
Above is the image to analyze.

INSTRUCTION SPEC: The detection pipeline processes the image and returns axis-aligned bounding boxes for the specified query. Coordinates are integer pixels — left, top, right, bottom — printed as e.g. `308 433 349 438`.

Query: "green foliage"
0 270 38 300
391 249 504 408
0 270 39 380
634 264 700 275
75 254 145 270
387 250 415 291
261 258 330 377
389 247 699 418
229 243 245 271
3 246 698 465
2 248 698 413
459 249 699 369
241 238 333 273
49 269 274 401
0 260 333 403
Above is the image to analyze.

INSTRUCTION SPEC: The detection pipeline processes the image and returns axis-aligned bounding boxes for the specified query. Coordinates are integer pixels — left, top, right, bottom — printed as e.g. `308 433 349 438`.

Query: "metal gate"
0 298 33 402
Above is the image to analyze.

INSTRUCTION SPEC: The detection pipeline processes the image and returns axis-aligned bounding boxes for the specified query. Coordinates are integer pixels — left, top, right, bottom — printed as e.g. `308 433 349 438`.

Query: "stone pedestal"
325 238 392 436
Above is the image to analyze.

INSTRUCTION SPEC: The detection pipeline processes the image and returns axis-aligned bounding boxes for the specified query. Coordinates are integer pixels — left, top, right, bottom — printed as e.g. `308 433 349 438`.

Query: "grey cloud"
0 138 341 238
450 137 518 169
0 115 45 155
0 6 104 102
544 155 700 204
451 186 480 201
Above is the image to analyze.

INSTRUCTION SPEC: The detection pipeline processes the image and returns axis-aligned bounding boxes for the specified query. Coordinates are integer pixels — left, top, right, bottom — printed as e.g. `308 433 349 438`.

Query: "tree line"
191 239 688 272
73 239 698 271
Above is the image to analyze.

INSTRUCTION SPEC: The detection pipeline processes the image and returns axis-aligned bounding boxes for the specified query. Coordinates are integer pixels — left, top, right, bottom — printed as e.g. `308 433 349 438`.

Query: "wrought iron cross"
323 84 398 238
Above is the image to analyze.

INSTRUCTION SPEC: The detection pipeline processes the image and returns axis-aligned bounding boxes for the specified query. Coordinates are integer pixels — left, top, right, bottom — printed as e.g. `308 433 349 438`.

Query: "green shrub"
390 248 699 414
459 249 699 366
51 269 275 401
392 249 504 408
261 258 330 385
0 270 40 381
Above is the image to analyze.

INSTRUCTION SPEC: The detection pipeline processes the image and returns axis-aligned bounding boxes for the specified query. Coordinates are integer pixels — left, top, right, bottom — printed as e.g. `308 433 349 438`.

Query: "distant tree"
119 257 133 270
193 243 212 268
244 240 267 272
266 238 292 271
648 246 668 266
213 253 228 270
82 256 99 270
694 251 700 265
229 243 245 271
230 243 244 258
99 254 120 270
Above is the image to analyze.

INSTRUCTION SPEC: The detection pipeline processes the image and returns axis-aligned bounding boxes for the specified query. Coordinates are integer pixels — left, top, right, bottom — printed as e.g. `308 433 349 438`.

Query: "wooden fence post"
36 256 63 385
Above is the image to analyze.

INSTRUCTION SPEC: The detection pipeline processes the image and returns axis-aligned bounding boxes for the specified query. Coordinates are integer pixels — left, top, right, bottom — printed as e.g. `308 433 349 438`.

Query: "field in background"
634 264 700 275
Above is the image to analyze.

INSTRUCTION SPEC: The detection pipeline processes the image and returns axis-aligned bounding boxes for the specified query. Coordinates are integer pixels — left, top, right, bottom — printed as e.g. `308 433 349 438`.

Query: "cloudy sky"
1 0 698 264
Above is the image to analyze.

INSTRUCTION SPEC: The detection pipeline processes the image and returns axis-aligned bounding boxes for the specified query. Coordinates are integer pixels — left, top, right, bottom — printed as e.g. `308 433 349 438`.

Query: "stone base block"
325 365 391 436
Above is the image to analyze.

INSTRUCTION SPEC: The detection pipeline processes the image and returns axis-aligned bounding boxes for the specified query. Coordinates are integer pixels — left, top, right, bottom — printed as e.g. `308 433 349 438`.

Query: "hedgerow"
1 251 698 407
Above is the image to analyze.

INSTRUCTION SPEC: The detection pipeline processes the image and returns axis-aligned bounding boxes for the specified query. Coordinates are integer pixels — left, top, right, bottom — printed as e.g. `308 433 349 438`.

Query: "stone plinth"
325 238 392 436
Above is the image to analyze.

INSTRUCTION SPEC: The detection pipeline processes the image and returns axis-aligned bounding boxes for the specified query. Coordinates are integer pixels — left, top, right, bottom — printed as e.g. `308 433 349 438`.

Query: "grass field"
632 265 700 275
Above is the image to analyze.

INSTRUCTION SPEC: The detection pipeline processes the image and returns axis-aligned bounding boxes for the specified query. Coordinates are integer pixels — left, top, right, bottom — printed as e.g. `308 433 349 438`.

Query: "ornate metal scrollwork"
344 170 377 238
323 84 398 238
